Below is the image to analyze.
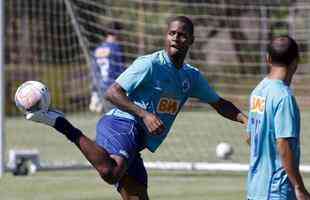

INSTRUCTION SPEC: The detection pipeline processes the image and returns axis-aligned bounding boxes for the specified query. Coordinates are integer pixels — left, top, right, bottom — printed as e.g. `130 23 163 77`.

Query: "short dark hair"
267 35 299 66
106 21 123 35
167 16 194 36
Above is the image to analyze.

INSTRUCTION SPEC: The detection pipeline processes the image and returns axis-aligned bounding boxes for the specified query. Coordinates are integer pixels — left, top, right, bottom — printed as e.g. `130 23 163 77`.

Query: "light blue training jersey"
106 50 220 152
247 78 300 200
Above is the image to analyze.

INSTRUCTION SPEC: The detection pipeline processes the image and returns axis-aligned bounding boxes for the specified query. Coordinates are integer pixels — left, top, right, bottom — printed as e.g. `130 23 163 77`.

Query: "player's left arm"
190 69 247 125
210 98 248 125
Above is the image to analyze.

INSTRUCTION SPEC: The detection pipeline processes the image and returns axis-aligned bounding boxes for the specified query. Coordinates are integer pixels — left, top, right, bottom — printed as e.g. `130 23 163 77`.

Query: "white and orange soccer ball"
216 142 234 160
15 81 50 113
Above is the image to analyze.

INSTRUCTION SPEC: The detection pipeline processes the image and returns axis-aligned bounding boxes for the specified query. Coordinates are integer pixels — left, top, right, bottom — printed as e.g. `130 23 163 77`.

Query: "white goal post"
2 0 310 175
0 0 5 177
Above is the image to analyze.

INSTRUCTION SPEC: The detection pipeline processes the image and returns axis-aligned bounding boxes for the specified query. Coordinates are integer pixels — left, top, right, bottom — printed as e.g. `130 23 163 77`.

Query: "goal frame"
0 0 5 177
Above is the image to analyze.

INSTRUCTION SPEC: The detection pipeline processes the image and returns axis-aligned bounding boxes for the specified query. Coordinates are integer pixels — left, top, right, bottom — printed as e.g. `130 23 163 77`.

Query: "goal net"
4 0 310 172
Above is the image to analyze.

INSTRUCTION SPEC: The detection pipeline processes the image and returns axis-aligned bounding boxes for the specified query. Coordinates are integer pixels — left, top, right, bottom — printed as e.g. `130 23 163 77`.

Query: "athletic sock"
54 117 82 143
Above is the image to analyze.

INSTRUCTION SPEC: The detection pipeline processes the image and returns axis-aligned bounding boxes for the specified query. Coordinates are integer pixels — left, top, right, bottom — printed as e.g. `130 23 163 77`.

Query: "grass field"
1 170 246 200
1 170 310 200
3 109 310 199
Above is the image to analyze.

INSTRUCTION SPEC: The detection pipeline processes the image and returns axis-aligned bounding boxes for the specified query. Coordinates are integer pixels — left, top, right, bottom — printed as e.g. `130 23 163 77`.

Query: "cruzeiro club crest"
182 79 190 93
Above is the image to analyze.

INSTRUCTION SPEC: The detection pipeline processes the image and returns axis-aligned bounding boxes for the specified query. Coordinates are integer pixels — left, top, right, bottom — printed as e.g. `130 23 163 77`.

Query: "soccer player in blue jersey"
89 21 125 113
25 16 247 200
246 36 310 200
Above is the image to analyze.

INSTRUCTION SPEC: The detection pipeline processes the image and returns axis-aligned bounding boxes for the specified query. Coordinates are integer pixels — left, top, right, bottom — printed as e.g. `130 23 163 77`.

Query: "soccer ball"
15 81 50 113
216 142 233 160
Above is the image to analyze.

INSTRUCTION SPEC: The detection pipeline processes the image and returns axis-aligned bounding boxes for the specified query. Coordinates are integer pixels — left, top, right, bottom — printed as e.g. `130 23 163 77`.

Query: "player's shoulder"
252 78 292 100
270 80 292 97
262 79 294 104
181 64 202 80
183 63 200 72
133 50 163 66
136 50 159 59
139 50 163 60
125 51 158 72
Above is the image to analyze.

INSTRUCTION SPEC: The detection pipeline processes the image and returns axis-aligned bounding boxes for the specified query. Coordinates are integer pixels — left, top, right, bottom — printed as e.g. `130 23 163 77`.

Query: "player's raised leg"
26 109 126 184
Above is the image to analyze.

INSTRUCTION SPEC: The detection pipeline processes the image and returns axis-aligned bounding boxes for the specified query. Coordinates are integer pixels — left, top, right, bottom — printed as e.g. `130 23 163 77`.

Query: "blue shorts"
95 115 148 187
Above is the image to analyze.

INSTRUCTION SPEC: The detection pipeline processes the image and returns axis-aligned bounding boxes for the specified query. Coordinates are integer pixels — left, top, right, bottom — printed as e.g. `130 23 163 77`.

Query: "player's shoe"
26 109 81 143
25 109 64 127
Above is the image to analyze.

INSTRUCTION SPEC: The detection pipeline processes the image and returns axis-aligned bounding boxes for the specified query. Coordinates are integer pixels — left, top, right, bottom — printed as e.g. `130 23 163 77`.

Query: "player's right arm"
275 95 310 200
105 57 164 135
277 138 310 200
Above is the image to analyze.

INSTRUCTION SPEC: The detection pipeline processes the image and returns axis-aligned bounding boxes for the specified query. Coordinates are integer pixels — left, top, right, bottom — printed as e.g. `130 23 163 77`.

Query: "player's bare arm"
209 97 248 125
105 83 165 135
277 138 310 200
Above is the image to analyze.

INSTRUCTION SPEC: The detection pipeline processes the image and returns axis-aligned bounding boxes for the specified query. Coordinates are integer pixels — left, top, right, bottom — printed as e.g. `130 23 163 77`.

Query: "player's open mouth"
170 45 180 50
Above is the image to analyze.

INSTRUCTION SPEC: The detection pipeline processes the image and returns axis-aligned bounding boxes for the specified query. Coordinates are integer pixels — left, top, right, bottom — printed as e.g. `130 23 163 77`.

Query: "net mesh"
5 0 310 169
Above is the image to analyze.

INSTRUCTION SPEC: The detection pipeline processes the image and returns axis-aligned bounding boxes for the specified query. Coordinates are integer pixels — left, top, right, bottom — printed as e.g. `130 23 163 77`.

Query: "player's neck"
268 65 291 86
170 54 186 69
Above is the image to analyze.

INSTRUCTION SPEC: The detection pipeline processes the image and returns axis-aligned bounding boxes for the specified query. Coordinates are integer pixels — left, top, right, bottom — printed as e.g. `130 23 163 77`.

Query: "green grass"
0 170 248 200
2 170 310 200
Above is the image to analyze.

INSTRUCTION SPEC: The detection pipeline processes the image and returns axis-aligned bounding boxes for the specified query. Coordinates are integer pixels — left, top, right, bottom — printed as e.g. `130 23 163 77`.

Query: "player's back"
247 77 300 200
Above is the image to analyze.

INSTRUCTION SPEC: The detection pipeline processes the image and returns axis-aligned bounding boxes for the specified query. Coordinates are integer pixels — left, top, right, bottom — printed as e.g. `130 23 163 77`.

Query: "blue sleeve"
274 95 297 139
116 57 152 93
190 70 220 103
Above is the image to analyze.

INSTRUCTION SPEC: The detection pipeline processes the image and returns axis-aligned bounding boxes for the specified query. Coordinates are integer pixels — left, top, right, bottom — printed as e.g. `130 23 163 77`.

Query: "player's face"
165 20 194 58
